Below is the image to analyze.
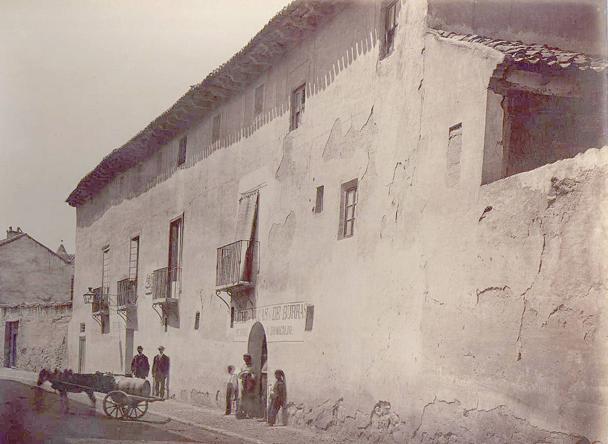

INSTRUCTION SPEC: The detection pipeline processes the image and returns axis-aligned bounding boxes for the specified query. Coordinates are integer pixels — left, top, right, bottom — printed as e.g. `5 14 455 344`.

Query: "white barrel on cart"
114 376 151 397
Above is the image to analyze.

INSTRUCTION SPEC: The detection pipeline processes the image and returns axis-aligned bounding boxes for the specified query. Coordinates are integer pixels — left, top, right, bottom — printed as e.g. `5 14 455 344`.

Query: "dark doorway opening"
504 90 607 177
4 321 18 368
247 321 268 418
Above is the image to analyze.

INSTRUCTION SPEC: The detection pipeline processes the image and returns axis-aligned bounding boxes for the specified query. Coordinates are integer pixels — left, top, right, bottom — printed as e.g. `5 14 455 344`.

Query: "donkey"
37 368 96 413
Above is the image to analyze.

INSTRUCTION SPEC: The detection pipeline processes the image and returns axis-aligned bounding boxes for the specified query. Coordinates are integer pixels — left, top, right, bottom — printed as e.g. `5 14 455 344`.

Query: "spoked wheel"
103 391 128 419
124 400 148 420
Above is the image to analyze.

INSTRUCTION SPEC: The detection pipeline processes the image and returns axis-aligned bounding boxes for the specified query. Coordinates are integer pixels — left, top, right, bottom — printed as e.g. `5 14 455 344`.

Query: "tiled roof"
432 29 608 73
66 0 344 207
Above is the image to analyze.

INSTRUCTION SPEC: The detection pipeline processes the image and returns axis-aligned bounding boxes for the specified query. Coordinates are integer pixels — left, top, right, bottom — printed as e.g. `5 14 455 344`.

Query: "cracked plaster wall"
68 0 425 408
1 304 71 371
67 1 607 442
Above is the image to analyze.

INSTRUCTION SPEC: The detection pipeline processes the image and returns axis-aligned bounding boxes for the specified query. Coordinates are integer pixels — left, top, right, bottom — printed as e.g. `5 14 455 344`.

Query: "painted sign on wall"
233 301 308 342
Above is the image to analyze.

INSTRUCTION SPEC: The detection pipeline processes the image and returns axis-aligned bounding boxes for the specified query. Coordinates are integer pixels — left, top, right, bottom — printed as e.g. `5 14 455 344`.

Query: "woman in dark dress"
267 369 287 426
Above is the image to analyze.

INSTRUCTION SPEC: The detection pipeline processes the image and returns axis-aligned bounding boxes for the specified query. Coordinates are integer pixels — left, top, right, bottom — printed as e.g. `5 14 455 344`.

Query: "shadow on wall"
427 0 607 56
77 3 383 228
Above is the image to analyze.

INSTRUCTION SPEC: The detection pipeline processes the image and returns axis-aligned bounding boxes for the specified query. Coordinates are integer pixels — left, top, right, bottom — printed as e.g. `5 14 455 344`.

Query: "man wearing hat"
152 346 170 398
130 345 150 379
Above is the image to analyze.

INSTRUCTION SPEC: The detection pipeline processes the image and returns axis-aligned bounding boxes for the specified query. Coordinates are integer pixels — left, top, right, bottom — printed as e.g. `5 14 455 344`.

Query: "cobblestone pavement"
0 368 338 444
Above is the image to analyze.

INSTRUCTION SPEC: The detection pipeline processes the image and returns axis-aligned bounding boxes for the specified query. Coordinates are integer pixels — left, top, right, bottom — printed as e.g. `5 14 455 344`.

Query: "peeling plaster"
475 285 511 304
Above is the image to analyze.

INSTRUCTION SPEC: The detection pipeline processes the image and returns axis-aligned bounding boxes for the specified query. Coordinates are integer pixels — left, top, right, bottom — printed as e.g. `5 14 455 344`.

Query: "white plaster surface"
67 1 607 441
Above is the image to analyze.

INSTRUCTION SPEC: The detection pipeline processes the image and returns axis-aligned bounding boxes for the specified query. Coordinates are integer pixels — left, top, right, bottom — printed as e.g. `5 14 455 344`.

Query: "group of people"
226 353 287 426
131 347 286 425
130 345 170 399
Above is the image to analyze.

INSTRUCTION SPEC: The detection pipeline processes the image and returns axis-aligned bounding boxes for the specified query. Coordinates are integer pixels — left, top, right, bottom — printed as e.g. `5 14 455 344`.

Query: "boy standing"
225 365 238 415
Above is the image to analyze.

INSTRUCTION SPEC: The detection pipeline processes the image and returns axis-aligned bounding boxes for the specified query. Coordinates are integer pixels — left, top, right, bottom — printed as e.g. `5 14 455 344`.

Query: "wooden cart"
37 369 162 421
102 390 164 420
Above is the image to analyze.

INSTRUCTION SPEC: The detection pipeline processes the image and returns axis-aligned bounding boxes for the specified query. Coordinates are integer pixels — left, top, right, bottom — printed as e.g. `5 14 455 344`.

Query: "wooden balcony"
116 278 137 309
216 240 258 291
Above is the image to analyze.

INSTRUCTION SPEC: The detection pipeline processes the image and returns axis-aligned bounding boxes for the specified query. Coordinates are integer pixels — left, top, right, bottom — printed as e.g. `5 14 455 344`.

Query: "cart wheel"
124 400 148 420
103 391 127 419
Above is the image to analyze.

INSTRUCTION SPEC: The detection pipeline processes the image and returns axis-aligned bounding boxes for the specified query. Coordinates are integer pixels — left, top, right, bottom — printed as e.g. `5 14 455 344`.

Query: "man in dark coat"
152 346 170 398
130 346 150 379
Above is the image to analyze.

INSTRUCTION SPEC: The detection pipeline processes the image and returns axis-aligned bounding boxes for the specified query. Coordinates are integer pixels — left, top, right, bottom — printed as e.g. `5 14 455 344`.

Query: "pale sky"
0 0 290 253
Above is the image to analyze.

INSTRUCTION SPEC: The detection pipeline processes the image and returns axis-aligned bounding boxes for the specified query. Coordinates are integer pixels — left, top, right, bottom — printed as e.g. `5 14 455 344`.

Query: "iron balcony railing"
116 278 137 307
91 287 109 314
216 240 258 289
152 267 181 300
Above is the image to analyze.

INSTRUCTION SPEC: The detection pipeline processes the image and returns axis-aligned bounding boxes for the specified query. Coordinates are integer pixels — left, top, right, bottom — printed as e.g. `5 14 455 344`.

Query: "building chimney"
6 226 22 239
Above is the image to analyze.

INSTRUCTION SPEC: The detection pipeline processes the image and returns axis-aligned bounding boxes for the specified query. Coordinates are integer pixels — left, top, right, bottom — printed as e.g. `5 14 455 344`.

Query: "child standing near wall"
267 369 287 426
225 365 238 415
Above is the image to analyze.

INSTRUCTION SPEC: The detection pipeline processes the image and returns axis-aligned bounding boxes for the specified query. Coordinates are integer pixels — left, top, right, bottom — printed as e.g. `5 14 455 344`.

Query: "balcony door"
168 216 183 298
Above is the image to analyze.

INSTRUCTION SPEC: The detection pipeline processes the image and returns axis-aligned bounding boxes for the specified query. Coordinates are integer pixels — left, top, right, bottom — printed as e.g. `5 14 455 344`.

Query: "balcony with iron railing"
91 287 109 315
216 240 258 291
152 267 181 301
116 278 137 309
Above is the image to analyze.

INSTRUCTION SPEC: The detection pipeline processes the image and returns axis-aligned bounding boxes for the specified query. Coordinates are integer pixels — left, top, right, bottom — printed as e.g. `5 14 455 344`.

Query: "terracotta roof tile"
432 29 608 73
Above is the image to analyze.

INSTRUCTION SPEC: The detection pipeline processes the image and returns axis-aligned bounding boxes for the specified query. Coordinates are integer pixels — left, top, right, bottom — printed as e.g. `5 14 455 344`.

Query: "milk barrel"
114 376 151 397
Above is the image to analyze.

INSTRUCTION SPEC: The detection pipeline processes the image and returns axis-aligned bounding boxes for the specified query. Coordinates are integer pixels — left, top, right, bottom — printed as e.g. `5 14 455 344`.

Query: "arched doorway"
247 321 267 418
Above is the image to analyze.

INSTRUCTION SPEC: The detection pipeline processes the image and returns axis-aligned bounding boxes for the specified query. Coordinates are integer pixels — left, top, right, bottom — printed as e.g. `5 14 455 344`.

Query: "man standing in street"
152 346 170 399
130 346 149 379
225 365 238 415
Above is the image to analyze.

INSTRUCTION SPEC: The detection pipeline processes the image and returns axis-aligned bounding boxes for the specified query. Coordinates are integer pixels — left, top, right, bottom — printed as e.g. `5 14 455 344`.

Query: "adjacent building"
0 227 74 370
66 1 608 442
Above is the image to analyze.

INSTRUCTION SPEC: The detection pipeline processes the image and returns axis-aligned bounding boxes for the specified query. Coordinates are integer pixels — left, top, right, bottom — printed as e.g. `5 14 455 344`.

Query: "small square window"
305 305 314 331
338 179 358 239
381 1 398 59
212 114 221 143
315 186 324 213
446 123 463 187
254 84 264 116
290 84 306 131
178 136 187 166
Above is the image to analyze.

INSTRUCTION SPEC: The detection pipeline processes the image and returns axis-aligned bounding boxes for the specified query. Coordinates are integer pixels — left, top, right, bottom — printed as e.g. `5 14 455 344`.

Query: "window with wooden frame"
381 1 399 59
290 84 306 130
101 246 110 298
338 179 358 239
177 136 187 166
129 236 140 282
254 84 264 117
168 216 184 298
212 114 221 143
315 185 324 214
100 246 111 334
